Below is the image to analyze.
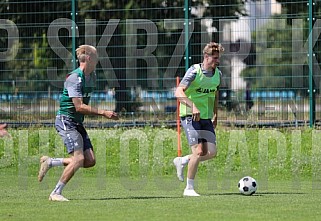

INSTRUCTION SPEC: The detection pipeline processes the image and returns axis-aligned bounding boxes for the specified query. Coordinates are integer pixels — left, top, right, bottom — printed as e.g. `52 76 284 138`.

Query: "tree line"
0 0 318 112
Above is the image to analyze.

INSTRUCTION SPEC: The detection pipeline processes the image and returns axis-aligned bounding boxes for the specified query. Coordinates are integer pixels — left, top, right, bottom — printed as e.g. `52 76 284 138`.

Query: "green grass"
1 127 321 220
1 175 321 221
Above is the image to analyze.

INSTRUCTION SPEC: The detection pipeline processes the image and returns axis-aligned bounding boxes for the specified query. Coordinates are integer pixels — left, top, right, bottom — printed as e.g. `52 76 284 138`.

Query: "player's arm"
66 73 118 120
175 85 196 110
212 71 222 128
0 123 9 137
72 97 118 120
212 90 219 128
175 67 200 121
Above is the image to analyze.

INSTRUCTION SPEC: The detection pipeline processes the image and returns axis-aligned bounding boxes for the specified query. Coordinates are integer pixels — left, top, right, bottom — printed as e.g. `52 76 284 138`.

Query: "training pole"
176 76 182 157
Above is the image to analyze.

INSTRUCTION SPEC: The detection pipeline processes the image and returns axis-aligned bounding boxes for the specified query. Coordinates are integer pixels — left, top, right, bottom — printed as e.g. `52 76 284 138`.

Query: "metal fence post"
308 0 315 127
71 0 78 70
184 0 191 72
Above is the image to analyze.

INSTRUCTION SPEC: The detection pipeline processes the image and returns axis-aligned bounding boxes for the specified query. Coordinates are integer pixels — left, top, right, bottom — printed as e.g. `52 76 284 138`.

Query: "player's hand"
104 111 119 120
0 124 10 138
212 117 217 129
192 104 200 121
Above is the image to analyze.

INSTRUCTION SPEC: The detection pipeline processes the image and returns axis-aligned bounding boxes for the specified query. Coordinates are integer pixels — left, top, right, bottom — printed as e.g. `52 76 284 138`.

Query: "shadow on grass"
74 192 306 200
208 192 306 197
79 196 181 201
255 192 306 195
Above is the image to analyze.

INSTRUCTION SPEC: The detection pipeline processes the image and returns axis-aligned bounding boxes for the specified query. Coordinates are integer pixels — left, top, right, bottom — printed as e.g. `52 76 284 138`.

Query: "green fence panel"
0 0 320 127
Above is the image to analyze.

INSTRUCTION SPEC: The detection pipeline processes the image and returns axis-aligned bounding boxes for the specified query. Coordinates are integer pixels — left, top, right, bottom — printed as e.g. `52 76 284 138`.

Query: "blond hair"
76 45 97 63
203 42 224 55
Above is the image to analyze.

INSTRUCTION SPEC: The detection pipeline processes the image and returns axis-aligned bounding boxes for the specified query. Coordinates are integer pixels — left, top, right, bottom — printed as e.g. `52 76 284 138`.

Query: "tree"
275 0 309 18
77 0 249 112
241 1 321 96
0 0 249 111
0 0 72 93
240 15 310 95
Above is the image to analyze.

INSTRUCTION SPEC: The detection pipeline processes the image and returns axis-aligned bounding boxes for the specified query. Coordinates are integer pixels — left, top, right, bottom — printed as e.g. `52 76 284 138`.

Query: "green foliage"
241 15 309 91
0 1 248 94
0 0 72 91
276 0 310 16
241 2 321 94
0 127 318 181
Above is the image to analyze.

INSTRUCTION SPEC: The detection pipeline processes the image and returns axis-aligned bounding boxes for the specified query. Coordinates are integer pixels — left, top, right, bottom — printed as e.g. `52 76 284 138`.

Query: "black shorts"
55 115 93 154
180 116 216 146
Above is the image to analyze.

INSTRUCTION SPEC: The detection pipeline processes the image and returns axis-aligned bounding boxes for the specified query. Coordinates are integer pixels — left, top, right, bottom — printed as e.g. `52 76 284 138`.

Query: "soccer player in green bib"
174 42 224 196
38 45 118 201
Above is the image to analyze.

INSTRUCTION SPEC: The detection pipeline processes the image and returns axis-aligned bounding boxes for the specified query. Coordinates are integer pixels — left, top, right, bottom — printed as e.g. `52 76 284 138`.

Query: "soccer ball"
238 176 257 195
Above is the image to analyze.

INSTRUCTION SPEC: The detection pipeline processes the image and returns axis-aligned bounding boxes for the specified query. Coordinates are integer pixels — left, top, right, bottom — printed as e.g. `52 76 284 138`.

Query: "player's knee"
207 147 217 159
70 152 85 167
208 150 217 159
191 152 202 162
207 146 217 159
75 156 85 167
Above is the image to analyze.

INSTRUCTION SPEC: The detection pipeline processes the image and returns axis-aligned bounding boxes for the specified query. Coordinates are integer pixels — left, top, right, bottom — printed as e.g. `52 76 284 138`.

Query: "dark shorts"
55 115 93 154
181 116 216 146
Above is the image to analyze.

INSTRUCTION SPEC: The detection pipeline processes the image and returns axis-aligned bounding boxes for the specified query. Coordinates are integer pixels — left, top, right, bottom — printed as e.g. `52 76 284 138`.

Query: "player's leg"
186 143 217 181
38 116 75 182
48 117 84 201
83 148 95 168
179 117 203 196
183 143 202 196
58 149 84 183
40 124 96 171
187 143 202 179
173 116 200 182
49 148 84 201
199 142 217 161
173 155 190 182
183 119 216 196
38 156 73 182
198 120 217 161
78 125 96 168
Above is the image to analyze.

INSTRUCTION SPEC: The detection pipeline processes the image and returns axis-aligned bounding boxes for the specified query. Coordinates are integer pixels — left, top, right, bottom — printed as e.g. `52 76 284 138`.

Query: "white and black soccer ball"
238 176 257 196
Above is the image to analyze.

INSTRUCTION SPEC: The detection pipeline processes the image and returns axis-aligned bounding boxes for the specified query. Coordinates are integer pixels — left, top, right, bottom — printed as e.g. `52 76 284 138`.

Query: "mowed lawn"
1 174 321 221
1 127 321 220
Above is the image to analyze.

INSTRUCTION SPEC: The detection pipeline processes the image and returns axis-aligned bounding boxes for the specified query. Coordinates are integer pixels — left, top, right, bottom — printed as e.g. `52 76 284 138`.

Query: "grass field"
1 175 321 221
1 127 321 220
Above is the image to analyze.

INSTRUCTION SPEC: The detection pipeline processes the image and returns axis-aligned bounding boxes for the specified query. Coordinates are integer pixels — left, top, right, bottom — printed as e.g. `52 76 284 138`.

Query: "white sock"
49 158 64 167
51 180 65 195
186 178 194 190
181 156 189 165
